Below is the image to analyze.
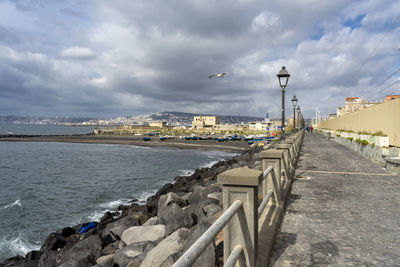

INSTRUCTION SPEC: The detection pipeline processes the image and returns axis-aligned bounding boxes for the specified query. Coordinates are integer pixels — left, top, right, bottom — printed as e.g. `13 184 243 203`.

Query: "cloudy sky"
1 0 399 119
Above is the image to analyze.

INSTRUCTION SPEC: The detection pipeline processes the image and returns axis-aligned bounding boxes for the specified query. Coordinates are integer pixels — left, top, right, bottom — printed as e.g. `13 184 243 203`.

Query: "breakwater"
0 145 263 266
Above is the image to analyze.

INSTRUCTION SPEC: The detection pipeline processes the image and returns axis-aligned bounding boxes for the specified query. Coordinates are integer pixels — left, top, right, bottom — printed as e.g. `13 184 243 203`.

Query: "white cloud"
60 46 96 59
251 11 279 33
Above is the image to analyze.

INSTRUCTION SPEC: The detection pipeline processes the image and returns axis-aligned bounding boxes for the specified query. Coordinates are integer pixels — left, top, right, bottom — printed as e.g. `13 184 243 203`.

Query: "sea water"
0 124 96 135
0 128 235 261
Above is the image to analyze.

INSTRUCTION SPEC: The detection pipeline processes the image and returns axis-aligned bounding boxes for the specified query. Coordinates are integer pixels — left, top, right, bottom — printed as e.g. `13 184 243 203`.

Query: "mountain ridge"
0 111 266 125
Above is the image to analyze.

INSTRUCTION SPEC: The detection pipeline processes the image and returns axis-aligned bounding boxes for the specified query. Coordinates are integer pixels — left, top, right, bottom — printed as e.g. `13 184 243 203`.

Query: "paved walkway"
269 133 400 266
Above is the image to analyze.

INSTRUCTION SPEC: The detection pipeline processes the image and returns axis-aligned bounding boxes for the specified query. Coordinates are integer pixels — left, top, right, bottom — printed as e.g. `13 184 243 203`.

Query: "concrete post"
218 167 262 267
275 144 292 179
260 149 284 203
285 138 297 159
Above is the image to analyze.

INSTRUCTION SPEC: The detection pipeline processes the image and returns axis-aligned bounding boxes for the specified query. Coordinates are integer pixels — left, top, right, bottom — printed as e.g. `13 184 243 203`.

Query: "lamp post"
291 95 298 131
297 106 301 129
277 66 290 139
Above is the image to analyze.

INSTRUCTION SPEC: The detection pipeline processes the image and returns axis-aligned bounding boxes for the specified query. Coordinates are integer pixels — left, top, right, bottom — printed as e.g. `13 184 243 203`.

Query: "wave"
98 199 131 209
86 193 156 222
87 211 109 222
201 160 221 169
137 190 157 204
0 234 40 259
86 198 132 222
1 200 22 210
177 169 195 176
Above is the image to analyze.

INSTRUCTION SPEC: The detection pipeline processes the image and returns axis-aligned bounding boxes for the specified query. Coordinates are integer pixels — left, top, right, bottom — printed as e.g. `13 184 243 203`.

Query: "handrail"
281 153 289 179
225 245 245 267
172 200 243 267
263 166 273 179
258 189 273 219
259 166 275 219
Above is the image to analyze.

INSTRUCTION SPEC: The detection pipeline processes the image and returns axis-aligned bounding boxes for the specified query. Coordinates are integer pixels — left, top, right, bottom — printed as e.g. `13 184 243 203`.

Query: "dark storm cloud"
0 0 399 118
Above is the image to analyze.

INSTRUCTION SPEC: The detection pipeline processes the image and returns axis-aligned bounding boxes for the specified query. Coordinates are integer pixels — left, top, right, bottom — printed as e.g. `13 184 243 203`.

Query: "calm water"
0 124 96 135
0 126 235 261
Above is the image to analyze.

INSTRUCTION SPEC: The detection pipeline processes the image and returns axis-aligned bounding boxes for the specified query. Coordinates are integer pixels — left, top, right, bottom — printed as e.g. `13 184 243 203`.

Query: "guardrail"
173 130 304 267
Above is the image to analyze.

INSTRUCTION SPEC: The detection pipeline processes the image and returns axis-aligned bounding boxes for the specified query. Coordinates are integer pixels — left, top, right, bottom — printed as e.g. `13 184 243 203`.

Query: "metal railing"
173 129 305 267
173 200 243 267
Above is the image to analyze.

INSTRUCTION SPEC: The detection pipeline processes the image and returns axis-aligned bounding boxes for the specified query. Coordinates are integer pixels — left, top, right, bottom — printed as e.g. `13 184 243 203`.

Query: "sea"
0 125 236 261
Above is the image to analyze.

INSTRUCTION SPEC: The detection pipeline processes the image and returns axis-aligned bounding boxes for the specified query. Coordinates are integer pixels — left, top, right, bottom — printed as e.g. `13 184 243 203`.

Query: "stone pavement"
268 132 400 266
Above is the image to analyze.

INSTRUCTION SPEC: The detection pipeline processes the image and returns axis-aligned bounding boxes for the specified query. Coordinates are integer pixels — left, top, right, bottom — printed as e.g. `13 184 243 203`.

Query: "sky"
0 0 399 119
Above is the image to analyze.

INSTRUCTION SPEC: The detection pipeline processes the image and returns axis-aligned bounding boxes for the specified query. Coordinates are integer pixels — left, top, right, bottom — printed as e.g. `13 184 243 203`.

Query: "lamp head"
277 66 290 88
291 95 298 107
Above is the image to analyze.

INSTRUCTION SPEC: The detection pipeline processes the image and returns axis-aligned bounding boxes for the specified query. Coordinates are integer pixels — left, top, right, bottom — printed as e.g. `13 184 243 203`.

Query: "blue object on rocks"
79 222 96 234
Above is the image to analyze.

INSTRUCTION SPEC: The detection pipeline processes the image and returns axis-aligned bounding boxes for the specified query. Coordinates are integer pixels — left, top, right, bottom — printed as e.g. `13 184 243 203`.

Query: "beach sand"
0 135 250 153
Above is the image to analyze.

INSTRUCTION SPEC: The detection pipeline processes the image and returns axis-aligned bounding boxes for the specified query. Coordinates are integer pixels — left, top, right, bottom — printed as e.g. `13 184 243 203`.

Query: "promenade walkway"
268 133 400 266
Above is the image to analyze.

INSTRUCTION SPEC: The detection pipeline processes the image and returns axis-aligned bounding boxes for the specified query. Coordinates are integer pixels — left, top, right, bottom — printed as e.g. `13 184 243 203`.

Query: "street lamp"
277 66 290 139
297 106 301 128
291 95 298 131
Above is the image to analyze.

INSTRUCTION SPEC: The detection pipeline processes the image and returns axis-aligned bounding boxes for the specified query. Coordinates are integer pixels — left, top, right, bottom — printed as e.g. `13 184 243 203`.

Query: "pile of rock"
1 146 263 267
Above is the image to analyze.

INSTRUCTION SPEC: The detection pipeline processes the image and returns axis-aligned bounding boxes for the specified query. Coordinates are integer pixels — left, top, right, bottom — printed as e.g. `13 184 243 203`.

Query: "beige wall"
192 116 220 129
314 98 400 147
149 121 166 127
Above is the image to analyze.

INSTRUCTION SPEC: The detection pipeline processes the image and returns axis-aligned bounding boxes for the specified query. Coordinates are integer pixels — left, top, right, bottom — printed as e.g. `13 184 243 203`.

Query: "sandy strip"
0 135 249 153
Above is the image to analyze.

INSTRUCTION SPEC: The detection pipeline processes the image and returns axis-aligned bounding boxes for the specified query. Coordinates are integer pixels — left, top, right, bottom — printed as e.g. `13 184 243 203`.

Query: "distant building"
213 124 248 132
264 113 270 123
192 116 220 130
149 121 167 128
248 121 269 131
337 97 376 117
384 95 400 102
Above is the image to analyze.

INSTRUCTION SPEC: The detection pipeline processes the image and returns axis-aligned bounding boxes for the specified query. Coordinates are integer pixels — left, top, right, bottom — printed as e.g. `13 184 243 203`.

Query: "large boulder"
187 191 219 210
51 235 103 266
0 255 25 267
207 192 222 203
140 228 190 266
202 184 220 196
203 203 222 218
102 231 119 246
146 183 174 216
60 227 76 238
142 216 158 226
121 225 166 245
180 223 215 267
114 241 156 267
101 214 142 240
172 176 190 192
158 203 195 235
102 241 120 255
157 192 182 215
96 254 114 267
58 259 91 267
39 250 57 267
40 233 67 251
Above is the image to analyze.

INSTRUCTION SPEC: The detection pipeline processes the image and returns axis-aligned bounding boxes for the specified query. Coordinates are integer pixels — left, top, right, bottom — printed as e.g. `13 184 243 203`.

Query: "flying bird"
209 72 228 78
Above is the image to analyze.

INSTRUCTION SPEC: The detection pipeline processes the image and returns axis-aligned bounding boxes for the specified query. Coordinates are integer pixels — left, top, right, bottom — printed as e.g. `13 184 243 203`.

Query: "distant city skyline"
0 0 399 119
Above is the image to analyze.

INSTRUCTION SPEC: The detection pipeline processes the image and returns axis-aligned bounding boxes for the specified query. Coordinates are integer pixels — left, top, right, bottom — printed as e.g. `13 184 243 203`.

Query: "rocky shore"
0 145 264 267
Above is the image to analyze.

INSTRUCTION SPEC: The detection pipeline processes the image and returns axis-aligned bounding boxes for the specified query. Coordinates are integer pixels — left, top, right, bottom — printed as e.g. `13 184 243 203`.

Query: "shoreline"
0 150 235 262
0 134 249 153
0 139 263 266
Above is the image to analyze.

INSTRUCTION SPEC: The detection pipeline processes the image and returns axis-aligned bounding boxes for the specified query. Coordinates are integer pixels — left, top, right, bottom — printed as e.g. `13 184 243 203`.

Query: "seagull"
209 72 228 78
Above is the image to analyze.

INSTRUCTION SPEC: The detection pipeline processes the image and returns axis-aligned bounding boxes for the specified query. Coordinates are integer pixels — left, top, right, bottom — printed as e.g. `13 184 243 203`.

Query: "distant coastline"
0 134 249 153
